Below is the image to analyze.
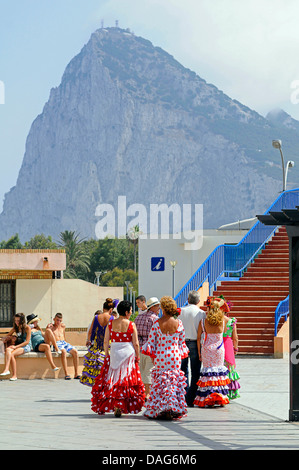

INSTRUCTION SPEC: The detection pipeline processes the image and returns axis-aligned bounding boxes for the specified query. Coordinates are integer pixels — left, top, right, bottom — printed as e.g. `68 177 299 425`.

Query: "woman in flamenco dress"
91 300 145 417
80 298 117 387
194 297 230 408
142 296 189 420
223 309 241 400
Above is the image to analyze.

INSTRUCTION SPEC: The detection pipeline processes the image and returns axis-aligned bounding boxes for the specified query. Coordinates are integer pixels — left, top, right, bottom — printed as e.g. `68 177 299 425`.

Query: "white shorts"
57 340 74 353
139 353 154 384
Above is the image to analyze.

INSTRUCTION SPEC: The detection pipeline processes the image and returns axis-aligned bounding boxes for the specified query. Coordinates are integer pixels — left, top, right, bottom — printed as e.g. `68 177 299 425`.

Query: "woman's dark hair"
117 300 132 317
103 298 114 311
13 313 26 335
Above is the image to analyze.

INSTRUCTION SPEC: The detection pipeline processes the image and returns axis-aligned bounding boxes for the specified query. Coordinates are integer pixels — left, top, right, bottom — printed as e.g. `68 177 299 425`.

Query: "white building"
138 218 256 302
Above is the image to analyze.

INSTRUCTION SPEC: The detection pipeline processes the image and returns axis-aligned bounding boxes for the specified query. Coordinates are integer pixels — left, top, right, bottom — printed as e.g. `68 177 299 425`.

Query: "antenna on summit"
115 20 119 27
101 19 104 29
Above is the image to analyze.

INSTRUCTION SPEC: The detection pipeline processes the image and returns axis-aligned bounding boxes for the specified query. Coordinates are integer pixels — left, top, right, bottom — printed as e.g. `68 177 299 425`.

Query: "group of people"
0 291 240 419
81 291 240 420
0 312 80 380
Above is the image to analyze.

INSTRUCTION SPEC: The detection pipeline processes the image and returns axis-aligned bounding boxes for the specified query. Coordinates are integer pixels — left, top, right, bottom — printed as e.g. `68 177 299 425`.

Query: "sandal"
114 408 122 418
65 375 71 380
74 375 81 379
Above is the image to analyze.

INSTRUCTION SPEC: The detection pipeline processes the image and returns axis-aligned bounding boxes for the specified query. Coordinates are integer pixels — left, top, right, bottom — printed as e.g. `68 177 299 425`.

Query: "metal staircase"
174 189 299 354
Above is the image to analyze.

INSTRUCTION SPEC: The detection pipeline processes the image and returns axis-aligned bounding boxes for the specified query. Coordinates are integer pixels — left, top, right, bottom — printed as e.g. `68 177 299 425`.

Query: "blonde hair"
206 299 224 326
160 296 177 317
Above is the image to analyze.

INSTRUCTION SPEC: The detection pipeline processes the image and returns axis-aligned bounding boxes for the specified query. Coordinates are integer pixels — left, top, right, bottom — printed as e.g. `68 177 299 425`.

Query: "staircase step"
246 266 288 273
238 346 274 355
220 279 288 286
262 248 289 253
199 225 291 354
243 272 288 278
258 252 289 259
252 257 289 263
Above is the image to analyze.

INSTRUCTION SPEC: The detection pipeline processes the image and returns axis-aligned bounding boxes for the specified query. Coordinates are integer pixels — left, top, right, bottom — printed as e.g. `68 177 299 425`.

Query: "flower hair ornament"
174 307 181 319
206 296 230 313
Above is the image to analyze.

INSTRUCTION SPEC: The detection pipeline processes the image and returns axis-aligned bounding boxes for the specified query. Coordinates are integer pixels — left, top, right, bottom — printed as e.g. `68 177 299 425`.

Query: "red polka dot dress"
142 319 189 419
91 321 145 415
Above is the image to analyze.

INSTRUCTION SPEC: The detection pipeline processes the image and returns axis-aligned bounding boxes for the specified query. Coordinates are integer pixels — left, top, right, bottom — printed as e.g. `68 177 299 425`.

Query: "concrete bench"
0 346 88 380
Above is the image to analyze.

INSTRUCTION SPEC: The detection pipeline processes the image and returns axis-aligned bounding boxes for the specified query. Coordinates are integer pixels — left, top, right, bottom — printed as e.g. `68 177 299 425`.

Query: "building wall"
0 270 53 279
0 249 66 273
138 229 246 302
15 279 123 329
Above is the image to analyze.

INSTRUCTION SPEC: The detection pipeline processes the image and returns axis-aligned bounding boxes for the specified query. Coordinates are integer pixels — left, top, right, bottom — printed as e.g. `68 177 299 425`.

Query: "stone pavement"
0 356 299 451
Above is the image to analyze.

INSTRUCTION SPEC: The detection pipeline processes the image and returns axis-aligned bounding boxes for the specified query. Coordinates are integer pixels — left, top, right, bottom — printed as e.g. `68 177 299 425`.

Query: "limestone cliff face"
0 27 296 241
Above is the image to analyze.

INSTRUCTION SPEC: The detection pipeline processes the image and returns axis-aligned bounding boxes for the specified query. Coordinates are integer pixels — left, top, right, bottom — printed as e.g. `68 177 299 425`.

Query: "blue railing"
275 295 289 336
175 188 299 308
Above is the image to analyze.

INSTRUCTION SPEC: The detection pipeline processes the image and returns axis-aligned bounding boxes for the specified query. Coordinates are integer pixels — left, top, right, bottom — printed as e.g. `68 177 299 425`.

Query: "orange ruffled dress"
142 319 189 419
194 319 230 408
91 321 145 415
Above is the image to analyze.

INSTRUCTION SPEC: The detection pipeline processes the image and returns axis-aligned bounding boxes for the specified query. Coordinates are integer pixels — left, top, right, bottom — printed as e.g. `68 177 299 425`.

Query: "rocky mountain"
266 108 299 132
0 27 298 241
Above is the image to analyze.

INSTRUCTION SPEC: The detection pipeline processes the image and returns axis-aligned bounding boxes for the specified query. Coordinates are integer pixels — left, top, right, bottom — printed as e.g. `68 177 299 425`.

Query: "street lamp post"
170 261 177 298
95 271 106 286
124 281 130 301
272 140 295 191
285 160 295 190
129 286 133 304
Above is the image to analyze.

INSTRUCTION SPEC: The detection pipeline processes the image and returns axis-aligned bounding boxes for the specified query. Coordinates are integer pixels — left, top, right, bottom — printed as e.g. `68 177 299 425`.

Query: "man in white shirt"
180 290 205 407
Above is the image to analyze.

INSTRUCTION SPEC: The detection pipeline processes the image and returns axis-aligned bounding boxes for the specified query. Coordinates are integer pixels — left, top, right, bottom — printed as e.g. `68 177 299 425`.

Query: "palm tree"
58 230 90 279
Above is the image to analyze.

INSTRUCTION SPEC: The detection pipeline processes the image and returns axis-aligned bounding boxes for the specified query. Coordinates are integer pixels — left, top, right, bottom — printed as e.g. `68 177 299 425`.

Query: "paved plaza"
0 356 299 451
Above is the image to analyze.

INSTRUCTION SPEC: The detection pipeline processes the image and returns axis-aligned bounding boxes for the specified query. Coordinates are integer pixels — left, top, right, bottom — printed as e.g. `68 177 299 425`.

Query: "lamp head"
272 139 282 149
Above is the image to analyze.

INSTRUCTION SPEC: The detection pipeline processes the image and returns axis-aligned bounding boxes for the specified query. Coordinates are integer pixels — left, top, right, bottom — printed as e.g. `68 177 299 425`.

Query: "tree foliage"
0 231 139 294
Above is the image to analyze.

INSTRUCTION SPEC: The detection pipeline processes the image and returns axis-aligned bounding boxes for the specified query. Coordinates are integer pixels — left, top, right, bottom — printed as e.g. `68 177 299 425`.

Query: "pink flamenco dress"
142 319 189 419
91 321 145 415
223 317 240 400
194 319 230 408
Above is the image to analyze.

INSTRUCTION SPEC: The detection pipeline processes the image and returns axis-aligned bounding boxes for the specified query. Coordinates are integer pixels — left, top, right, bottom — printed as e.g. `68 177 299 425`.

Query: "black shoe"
114 408 122 418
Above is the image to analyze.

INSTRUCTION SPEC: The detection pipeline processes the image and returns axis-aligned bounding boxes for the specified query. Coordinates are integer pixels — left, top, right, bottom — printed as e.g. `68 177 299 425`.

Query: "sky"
1 0 299 211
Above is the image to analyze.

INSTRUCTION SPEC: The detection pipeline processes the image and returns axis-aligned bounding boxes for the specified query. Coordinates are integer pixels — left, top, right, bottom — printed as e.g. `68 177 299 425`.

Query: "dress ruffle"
144 368 187 419
194 365 230 407
91 356 145 415
223 317 241 400
194 392 230 408
80 348 106 387
226 363 241 399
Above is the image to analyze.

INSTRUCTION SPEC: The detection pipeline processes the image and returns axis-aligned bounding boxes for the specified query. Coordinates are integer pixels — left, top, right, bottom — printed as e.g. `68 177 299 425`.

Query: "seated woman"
0 313 32 381
27 313 60 372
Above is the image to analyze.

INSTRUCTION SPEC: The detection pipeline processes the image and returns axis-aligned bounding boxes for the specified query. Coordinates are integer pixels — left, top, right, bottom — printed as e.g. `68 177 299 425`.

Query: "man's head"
146 297 160 314
136 295 146 310
53 312 63 325
188 290 200 306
